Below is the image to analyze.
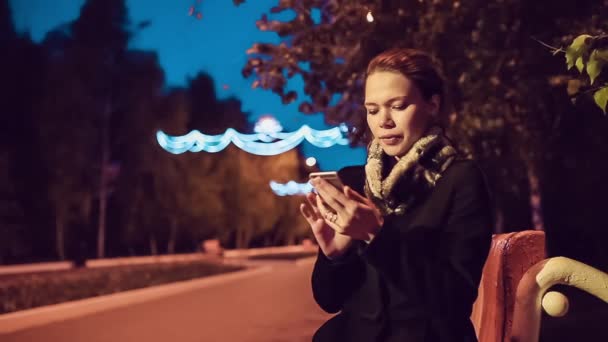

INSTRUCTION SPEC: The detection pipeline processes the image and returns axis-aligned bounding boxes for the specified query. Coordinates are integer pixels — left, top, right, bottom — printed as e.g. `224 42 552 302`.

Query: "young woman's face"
364 71 439 159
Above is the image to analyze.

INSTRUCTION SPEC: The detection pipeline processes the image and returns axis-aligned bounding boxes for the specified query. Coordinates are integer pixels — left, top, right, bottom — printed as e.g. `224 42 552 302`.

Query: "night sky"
9 0 366 172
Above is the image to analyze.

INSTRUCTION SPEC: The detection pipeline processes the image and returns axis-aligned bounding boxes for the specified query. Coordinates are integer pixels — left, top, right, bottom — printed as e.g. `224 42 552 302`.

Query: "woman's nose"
379 110 395 128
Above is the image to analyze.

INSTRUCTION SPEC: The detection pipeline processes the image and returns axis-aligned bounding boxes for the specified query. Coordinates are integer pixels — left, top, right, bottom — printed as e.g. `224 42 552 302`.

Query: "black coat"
311 160 493 342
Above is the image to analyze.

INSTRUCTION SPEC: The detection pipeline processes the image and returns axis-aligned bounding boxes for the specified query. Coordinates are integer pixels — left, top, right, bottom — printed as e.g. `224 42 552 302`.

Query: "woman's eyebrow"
364 96 408 106
385 96 408 104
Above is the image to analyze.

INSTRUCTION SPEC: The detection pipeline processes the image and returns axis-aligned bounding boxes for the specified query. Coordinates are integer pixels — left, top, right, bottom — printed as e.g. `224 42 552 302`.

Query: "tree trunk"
527 166 544 231
494 207 504 234
167 218 178 254
97 104 110 259
236 227 244 249
55 213 66 260
236 225 251 249
149 234 158 255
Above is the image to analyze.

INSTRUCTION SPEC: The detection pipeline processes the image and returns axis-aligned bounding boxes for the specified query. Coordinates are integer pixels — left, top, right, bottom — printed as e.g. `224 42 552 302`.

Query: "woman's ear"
429 94 441 117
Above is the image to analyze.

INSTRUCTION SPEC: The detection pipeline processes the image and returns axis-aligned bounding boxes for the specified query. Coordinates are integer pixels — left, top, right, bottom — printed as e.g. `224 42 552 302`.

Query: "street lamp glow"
305 157 317 167
366 11 374 22
254 116 283 134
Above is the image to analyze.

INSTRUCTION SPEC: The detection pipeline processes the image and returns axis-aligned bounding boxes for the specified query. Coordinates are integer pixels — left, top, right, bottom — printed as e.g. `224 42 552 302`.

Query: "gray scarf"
364 126 458 216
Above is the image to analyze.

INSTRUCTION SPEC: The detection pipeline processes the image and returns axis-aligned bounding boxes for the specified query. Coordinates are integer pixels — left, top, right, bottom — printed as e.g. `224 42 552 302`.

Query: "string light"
157 124 349 156
269 181 314 196
366 11 374 22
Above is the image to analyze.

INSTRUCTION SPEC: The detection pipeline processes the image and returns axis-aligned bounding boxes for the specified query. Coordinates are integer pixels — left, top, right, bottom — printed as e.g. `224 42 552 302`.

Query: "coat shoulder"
437 159 486 190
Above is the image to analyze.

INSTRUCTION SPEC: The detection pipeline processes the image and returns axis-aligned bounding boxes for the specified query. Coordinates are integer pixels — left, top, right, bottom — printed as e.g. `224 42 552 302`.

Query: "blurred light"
270 181 314 196
305 157 317 167
157 124 349 156
366 11 374 23
254 116 283 134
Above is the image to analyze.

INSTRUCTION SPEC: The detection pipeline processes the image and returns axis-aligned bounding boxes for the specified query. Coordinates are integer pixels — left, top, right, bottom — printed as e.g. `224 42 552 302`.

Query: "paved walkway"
0 258 332 342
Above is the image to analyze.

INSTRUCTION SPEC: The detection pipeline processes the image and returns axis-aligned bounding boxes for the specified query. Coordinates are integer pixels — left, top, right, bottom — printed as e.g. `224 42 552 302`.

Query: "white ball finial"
542 291 569 317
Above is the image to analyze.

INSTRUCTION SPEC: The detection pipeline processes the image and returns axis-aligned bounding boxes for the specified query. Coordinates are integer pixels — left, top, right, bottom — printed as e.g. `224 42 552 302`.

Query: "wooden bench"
471 230 608 342
471 231 546 342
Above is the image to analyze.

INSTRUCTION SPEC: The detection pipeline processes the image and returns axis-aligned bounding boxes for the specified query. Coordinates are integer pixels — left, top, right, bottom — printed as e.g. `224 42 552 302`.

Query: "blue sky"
9 0 366 171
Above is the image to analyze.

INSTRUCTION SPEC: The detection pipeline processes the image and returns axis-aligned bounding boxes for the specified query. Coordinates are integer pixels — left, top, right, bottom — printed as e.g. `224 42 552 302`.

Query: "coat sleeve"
310 244 365 313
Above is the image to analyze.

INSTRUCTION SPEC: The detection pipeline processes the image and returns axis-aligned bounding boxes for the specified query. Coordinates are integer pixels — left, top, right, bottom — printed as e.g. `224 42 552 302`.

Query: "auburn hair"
366 48 448 119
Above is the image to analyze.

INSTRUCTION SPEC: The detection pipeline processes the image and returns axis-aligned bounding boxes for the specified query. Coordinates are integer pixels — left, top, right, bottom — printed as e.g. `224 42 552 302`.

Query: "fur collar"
364 126 457 216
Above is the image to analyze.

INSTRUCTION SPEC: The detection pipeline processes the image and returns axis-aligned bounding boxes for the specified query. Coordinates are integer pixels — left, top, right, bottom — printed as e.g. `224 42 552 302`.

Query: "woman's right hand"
300 192 353 260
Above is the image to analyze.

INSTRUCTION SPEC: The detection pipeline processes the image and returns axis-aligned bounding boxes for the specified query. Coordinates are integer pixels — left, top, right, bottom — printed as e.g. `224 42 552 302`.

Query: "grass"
0 260 244 315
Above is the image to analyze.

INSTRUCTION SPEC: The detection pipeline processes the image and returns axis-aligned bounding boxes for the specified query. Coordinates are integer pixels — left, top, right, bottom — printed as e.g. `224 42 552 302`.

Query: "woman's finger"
300 203 316 225
312 179 351 217
344 186 369 204
315 195 348 234
306 193 322 219
315 193 330 216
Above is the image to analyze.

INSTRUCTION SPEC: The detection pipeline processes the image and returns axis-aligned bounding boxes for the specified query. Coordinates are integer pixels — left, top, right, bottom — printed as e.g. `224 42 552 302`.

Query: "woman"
300 48 493 342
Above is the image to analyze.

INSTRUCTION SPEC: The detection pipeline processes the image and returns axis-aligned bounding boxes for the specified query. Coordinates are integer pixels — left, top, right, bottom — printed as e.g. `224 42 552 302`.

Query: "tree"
110 49 167 255
238 0 606 236
70 0 131 258
0 0 48 263
37 42 97 260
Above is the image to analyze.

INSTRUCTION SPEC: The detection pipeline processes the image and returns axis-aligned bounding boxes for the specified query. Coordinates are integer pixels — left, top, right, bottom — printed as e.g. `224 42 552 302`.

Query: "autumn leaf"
593 87 608 114
566 34 592 70
575 56 585 73
587 50 605 84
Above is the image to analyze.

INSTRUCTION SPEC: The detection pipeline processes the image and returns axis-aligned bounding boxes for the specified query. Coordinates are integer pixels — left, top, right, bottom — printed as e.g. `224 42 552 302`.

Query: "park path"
0 258 332 342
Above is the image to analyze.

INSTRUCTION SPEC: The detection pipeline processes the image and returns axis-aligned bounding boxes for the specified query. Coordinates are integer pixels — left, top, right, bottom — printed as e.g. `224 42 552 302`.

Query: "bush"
0 260 244 314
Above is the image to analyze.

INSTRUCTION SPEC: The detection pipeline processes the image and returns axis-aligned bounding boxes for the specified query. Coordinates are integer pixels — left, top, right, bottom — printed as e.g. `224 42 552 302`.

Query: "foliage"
548 34 608 113
237 0 608 233
237 0 608 270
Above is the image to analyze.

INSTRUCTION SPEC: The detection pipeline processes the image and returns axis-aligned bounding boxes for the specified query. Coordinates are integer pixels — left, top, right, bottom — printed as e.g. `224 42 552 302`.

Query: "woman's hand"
300 192 353 259
310 178 384 243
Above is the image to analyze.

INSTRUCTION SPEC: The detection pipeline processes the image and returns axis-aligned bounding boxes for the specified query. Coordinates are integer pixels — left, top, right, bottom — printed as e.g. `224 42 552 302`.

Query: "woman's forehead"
365 71 416 103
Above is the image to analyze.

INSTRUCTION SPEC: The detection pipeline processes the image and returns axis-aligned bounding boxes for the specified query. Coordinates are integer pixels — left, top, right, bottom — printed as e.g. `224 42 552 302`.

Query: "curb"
0 265 273 335
223 245 318 258
0 262 73 276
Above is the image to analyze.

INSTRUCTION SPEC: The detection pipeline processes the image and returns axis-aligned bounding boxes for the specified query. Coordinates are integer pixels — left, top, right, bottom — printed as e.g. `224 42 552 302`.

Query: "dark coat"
311 160 493 342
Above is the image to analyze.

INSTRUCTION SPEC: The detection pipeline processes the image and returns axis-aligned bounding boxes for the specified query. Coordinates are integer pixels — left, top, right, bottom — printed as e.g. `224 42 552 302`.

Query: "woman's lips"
380 136 403 146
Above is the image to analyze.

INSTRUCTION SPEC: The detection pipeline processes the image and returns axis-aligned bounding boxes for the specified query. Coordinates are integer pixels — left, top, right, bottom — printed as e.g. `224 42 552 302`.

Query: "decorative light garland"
269 181 314 196
157 124 349 156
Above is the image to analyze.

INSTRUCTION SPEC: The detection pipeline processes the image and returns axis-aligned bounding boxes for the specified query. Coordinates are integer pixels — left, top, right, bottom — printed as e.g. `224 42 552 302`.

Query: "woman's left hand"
310 177 384 242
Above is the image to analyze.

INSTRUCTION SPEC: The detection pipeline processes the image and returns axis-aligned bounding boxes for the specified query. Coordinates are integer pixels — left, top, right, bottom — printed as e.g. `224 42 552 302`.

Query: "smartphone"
309 171 345 190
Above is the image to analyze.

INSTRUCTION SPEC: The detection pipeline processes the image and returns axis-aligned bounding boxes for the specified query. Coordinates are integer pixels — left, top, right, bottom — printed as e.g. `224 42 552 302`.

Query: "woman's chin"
380 139 414 159
381 145 407 158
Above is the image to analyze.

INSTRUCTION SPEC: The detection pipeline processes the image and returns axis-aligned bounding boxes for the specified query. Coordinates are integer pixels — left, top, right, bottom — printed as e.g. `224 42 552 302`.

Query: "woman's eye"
392 104 407 110
367 109 378 115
